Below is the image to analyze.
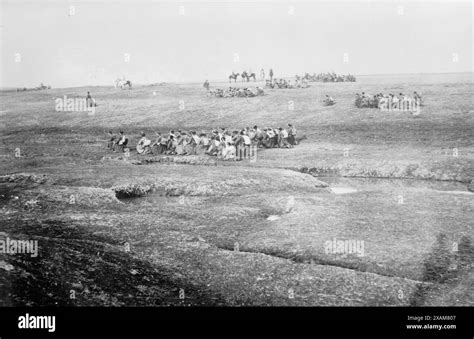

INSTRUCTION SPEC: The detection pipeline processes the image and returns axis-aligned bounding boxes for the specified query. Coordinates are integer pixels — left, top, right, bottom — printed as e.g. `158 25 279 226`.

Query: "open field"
0 73 473 306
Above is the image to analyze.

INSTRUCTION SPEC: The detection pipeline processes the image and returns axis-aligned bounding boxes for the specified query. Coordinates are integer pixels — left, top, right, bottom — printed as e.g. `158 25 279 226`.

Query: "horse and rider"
229 72 240 83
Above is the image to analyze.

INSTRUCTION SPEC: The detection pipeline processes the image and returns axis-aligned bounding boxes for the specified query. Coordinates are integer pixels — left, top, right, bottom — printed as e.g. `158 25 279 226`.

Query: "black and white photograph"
0 0 472 337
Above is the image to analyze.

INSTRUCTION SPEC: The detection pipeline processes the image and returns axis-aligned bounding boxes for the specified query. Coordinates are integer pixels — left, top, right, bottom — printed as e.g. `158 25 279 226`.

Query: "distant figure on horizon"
86 91 96 107
203 80 210 91
229 72 240 83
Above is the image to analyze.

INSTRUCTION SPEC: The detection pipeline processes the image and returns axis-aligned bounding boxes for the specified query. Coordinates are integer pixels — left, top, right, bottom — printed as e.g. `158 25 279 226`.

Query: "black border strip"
0 307 472 338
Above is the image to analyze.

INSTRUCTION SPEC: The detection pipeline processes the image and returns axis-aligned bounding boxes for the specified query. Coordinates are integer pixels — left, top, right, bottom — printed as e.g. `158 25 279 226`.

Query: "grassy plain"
0 73 472 306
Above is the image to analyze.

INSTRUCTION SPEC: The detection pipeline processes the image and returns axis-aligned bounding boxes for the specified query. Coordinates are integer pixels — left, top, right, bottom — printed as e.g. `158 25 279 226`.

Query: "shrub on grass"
422 233 452 283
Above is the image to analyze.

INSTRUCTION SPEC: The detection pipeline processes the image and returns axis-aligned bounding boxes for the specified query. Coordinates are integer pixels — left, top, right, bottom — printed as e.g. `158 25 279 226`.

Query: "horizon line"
2 71 472 90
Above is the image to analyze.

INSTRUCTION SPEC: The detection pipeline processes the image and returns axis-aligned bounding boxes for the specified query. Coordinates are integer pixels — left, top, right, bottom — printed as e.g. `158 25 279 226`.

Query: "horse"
115 79 132 89
241 71 256 82
121 80 132 89
229 72 240 83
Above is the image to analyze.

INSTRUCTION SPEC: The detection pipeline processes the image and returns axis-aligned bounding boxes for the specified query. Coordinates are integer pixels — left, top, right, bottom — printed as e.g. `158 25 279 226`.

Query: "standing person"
242 131 251 158
269 68 274 83
247 128 256 145
116 131 128 152
379 95 389 110
157 132 168 154
224 131 233 145
197 132 209 155
236 131 248 160
260 68 265 81
86 91 96 107
107 131 116 150
166 135 177 155
176 132 187 155
277 127 289 148
226 142 236 160
219 139 229 160
398 93 405 110
392 93 400 109
206 135 220 156
253 126 263 147
186 131 200 155
203 80 210 91
222 142 235 161
413 91 422 106
266 128 275 148
272 128 279 147
159 133 168 154
191 131 201 145
232 130 242 150
152 132 163 154
287 124 297 146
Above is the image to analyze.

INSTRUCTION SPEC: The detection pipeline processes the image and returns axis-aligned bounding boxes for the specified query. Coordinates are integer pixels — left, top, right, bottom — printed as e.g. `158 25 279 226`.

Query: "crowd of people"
265 78 310 89
355 91 423 109
296 72 356 83
106 124 298 161
208 86 265 98
16 82 51 92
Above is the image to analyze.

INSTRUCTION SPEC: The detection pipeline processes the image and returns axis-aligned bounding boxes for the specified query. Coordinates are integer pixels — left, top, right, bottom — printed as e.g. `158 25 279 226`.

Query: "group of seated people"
296 72 356 83
265 78 310 89
107 124 298 161
209 86 264 98
355 91 423 109
323 95 336 106
107 130 128 152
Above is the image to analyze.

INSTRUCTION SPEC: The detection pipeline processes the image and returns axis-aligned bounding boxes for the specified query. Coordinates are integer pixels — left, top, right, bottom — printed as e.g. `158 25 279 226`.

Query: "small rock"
0 261 14 271
329 187 357 194
72 282 83 289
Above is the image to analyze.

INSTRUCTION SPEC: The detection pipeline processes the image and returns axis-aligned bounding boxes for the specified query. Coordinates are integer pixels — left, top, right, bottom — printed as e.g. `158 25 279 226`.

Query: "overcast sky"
1 0 472 88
